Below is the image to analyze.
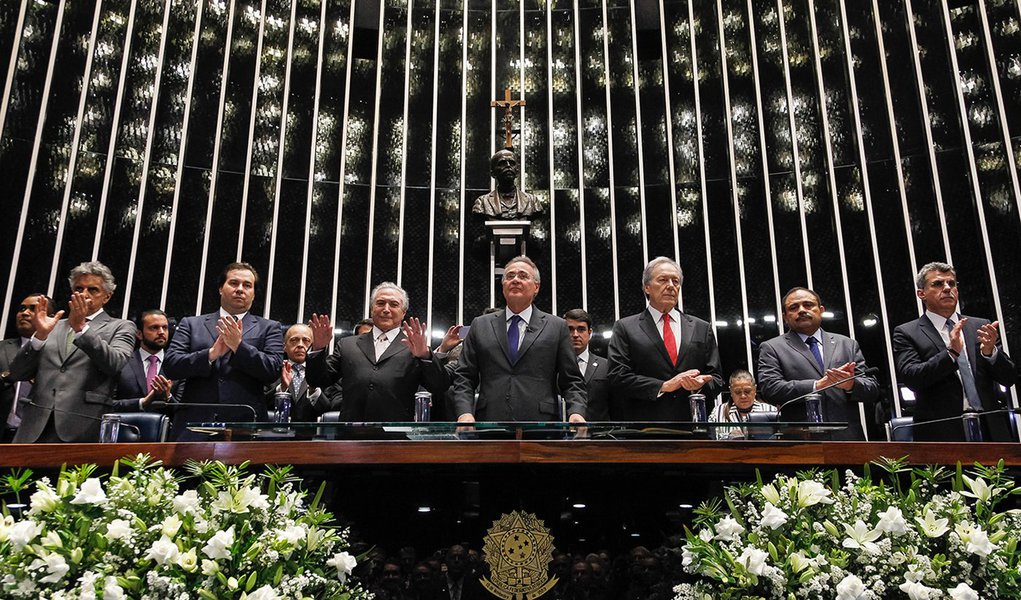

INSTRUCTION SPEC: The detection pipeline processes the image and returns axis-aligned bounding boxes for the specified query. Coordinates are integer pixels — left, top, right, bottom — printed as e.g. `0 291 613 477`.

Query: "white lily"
876 506 908 536
914 508 950 538
841 520 883 554
961 475 998 503
835 573 867 600
797 480 834 508
900 579 937 600
713 516 745 542
735 546 768 576
761 483 781 505
327 551 358 583
70 478 108 505
760 502 788 530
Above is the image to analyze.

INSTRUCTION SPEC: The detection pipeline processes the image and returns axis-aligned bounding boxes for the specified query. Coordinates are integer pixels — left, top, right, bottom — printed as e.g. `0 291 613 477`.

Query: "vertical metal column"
395 0 415 287
0 0 27 140
330 0 358 331
456 0 468 324
426 0 442 337
264 0 299 316
161 4 206 310
48 1 104 294
716 0 754 368
688 0 714 324
362 0 389 314
572 0 588 309
600 0 621 320
658 0 680 266
236 0 269 260
545 1 558 313
196 0 238 313
628 0 648 266
122 0 174 315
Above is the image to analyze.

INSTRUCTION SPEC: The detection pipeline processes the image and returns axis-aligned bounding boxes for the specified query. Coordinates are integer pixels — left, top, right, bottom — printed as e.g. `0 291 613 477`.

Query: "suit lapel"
204 313 220 342
962 317 980 368
676 314 695 370
356 332 376 364
918 315 945 353
638 311 674 368
822 330 839 368
515 310 547 361
130 350 147 392
493 312 513 365
584 356 598 382
785 331 823 376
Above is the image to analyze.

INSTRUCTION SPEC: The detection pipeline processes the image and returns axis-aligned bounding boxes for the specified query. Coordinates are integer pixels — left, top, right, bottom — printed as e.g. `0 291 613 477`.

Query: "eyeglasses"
503 271 533 282
928 279 957 289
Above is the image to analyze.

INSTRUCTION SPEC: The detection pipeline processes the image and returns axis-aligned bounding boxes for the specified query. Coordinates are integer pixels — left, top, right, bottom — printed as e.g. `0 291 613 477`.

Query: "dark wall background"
1 0 1019 423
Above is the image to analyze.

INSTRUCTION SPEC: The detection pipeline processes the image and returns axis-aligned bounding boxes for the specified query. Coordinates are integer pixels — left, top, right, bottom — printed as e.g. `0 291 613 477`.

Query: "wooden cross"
491 88 526 149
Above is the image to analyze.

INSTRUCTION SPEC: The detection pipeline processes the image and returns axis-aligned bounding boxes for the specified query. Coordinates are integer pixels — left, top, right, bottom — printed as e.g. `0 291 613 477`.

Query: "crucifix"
491 88 526 149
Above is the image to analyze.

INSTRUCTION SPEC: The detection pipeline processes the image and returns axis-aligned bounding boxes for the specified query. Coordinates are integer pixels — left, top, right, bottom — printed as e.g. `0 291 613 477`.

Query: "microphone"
775 366 880 418
891 408 1021 437
21 400 141 435
149 400 258 421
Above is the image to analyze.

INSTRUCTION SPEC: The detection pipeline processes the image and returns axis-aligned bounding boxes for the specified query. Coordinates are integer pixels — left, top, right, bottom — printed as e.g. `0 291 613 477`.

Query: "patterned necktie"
145 354 159 392
662 313 678 365
375 333 388 361
946 319 983 410
806 336 824 372
291 363 304 398
507 315 523 364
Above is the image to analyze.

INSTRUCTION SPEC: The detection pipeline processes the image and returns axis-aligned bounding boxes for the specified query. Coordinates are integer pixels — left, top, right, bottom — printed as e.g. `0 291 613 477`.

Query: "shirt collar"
795 329 823 344
577 348 590 365
219 308 248 322
507 305 533 325
139 348 164 363
85 308 105 321
646 304 680 324
924 309 960 332
372 325 400 340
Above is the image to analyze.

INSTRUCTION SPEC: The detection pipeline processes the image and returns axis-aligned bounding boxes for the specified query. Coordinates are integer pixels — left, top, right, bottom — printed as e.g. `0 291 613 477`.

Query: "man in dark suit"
757 287 880 440
453 256 587 422
607 257 723 420
163 262 283 439
7 262 136 443
893 262 1016 441
112 309 177 411
563 308 611 420
0 294 50 442
265 323 338 422
307 282 449 421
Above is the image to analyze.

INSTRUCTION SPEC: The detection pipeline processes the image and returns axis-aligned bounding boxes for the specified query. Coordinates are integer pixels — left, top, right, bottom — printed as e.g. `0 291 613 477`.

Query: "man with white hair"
7 261 136 442
607 256 723 420
307 282 450 421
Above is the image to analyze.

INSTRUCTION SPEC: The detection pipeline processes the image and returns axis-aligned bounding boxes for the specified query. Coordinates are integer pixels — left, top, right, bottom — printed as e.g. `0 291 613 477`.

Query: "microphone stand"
776 367 880 417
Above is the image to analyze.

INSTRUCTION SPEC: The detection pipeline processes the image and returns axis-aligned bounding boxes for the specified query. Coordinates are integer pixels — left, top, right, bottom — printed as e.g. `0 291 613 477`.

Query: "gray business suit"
757 329 879 440
582 352 611 421
8 312 136 442
452 307 587 421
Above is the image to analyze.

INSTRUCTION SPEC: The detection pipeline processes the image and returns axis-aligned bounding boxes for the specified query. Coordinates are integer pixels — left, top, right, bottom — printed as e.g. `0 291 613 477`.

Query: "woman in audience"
709 369 776 439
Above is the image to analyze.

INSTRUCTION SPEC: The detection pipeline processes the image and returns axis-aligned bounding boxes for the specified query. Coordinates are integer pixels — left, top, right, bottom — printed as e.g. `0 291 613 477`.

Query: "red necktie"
145 354 159 392
663 313 678 365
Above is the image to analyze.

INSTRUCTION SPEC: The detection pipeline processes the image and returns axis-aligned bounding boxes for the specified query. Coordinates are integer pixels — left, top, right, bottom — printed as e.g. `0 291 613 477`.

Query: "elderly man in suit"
757 287 880 440
453 256 587 422
163 262 283 439
6 262 136 443
265 323 338 422
307 282 450 421
563 308 611 420
893 262 1016 441
0 294 51 442
607 257 723 420
112 309 177 411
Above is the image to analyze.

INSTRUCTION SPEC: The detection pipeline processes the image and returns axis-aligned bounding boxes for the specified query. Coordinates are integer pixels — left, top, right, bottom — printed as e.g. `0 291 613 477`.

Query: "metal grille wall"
1 0 1020 420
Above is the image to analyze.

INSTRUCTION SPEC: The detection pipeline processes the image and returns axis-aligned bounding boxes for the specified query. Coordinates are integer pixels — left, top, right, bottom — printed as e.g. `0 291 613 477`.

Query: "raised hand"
218 316 243 352
29 296 63 341
438 325 463 353
977 321 999 357
400 317 431 359
67 291 91 333
309 313 333 351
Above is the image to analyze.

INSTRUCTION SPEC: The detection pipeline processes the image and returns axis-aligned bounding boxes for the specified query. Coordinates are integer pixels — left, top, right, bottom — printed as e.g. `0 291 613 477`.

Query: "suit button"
368 384 374 390
219 378 225 384
373 366 379 371
60 367 66 373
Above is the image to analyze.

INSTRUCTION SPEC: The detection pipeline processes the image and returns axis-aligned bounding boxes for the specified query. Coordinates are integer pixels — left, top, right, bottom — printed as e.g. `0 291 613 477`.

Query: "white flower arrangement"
0 455 373 600
675 458 1021 599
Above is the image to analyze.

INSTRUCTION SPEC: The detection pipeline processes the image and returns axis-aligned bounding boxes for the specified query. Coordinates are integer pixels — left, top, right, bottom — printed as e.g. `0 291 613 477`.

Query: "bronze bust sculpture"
472 149 542 220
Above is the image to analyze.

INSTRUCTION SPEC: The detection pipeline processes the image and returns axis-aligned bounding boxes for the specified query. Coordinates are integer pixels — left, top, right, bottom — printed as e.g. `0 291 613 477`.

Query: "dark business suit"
264 362 339 422
582 351 612 421
8 312 136 443
163 312 283 439
0 337 25 441
452 308 587 421
757 330 879 440
305 331 449 421
112 349 182 411
607 309 723 421
893 314 1016 441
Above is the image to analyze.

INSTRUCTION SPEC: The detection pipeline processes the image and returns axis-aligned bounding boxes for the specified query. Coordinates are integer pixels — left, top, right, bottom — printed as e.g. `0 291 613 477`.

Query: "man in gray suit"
0 294 51 442
757 287 880 440
453 256 587 422
7 261 136 443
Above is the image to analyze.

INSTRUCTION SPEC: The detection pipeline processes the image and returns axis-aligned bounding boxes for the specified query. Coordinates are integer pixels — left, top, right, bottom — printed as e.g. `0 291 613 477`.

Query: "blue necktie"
806 336 824 372
946 319 983 410
507 315 523 364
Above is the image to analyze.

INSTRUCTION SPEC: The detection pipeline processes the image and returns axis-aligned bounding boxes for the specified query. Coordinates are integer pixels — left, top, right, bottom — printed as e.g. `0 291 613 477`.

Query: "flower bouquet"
676 458 1021 599
0 454 373 600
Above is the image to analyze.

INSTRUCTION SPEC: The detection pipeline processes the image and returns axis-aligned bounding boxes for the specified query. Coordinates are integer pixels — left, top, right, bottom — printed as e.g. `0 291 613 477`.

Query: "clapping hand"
977 321 999 357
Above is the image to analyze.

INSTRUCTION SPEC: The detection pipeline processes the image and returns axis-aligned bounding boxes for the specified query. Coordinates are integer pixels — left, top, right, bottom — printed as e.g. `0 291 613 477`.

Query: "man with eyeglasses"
893 261 1016 441
453 256 587 422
